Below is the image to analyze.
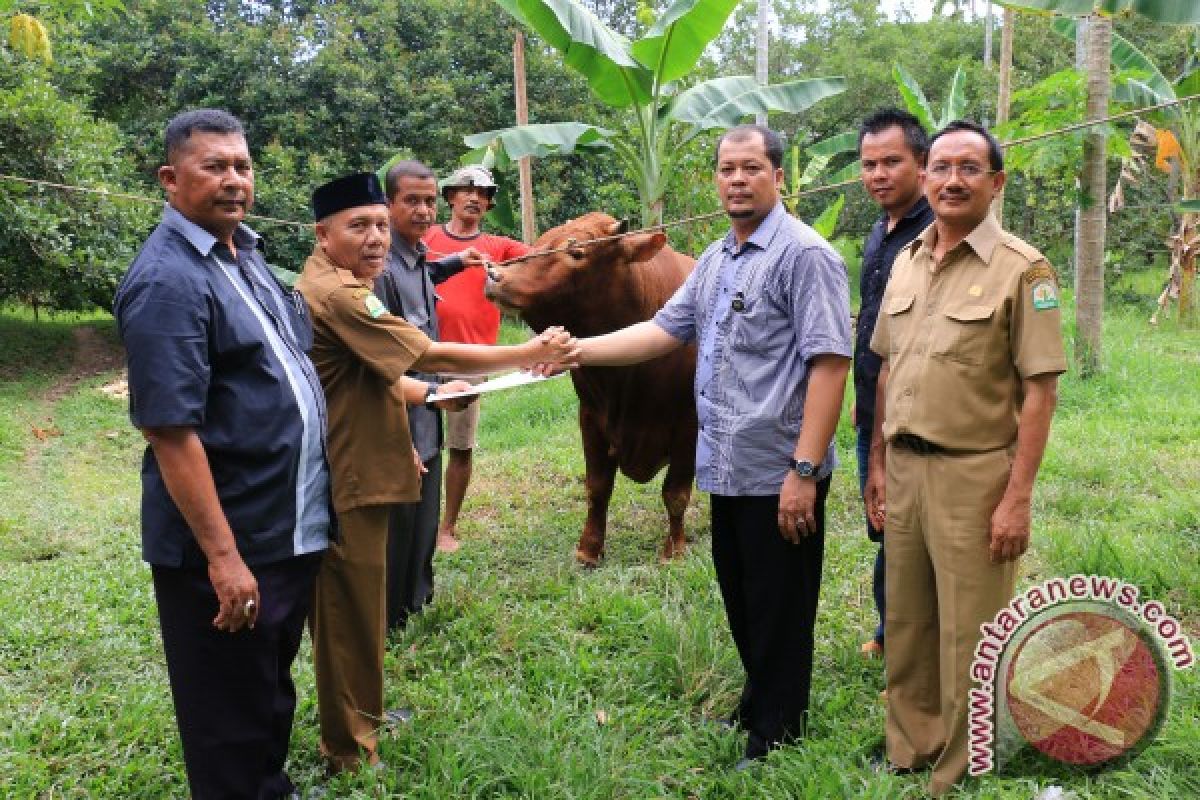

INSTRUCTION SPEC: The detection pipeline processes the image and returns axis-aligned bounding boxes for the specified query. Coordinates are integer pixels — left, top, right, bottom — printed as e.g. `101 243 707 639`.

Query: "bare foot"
436 532 460 553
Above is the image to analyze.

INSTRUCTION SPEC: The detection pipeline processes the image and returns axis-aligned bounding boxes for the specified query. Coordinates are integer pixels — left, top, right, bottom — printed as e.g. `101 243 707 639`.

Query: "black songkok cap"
311 172 388 221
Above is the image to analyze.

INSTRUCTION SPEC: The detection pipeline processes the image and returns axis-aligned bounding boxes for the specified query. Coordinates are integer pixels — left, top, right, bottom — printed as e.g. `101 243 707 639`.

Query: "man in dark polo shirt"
114 109 330 800
853 109 933 660
374 159 481 632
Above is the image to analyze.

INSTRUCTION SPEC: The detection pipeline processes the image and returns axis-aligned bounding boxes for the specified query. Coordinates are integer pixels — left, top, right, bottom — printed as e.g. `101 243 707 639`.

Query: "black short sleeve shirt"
114 206 331 567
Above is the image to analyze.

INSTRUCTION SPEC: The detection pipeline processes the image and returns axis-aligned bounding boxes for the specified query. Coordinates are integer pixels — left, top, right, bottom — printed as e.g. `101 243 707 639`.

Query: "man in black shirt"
854 109 933 659
115 109 330 799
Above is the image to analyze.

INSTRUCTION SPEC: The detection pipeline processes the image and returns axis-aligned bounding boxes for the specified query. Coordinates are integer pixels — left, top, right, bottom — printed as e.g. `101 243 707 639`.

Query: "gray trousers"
386 450 442 631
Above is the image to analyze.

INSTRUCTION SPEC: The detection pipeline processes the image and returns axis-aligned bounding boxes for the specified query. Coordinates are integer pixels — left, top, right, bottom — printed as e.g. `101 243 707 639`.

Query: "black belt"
892 433 948 455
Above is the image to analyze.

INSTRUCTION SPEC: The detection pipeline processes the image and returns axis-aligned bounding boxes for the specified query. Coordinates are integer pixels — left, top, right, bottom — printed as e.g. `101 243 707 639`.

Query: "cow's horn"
608 218 630 236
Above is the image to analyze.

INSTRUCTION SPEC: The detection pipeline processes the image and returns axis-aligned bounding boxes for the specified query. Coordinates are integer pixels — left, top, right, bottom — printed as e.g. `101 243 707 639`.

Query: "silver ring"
243 599 256 616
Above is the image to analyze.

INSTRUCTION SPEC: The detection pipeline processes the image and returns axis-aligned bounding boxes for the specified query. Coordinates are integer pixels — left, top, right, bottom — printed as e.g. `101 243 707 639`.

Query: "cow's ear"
623 231 667 263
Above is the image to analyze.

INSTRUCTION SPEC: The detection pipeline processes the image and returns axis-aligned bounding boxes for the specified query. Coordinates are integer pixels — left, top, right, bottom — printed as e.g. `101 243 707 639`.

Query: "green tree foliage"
1 0 123 62
0 55 152 315
58 0 629 274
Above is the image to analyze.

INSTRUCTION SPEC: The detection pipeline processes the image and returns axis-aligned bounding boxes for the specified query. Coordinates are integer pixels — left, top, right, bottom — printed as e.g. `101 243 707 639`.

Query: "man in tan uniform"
865 121 1065 795
297 172 578 772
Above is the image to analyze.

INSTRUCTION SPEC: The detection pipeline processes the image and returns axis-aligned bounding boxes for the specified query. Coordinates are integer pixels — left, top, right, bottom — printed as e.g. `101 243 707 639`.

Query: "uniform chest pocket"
934 303 995 365
881 294 915 354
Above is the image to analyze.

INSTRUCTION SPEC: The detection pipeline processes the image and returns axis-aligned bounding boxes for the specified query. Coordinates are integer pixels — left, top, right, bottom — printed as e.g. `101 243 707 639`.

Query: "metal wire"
2 92 1198 254
490 92 1200 267
0 173 312 229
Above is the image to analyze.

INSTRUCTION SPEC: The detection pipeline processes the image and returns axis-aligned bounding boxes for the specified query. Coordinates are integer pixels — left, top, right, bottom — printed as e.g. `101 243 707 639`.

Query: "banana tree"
797 63 971 187
1000 0 1200 366
469 0 846 226
893 63 969 132
1064 20 1200 325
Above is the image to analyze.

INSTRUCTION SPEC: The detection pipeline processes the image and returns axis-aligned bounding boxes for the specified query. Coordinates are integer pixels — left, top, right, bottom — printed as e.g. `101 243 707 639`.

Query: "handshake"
523 325 581 377
423 325 581 413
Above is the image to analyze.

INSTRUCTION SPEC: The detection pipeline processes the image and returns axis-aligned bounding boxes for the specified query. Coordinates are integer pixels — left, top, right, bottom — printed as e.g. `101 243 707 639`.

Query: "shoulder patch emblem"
1031 279 1059 311
1023 263 1057 285
364 293 387 318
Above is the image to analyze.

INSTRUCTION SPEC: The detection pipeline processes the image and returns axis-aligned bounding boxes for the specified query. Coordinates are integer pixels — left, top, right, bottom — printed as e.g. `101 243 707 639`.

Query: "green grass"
1 306 1197 798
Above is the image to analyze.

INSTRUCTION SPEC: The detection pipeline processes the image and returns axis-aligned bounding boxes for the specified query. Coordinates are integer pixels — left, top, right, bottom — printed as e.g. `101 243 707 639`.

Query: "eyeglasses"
927 162 998 181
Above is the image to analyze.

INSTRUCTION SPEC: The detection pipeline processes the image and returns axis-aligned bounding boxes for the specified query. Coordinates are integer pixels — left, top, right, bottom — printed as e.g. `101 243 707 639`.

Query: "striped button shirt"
653 202 852 496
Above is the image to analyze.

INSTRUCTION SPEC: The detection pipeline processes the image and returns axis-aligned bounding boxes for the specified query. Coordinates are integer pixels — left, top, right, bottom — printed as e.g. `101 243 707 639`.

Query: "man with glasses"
864 121 1065 795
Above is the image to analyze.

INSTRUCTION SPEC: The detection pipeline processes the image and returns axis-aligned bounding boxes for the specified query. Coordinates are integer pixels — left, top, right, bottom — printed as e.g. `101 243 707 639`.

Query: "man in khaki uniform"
864 121 1065 795
297 172 578 772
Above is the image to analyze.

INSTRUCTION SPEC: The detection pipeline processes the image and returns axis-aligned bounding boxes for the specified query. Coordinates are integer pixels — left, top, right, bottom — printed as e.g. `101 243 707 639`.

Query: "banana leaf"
998 0 1200 25
631 0 739 85
463 122 614 168
671 76 847 131
495 0 652 107
892 64 937 132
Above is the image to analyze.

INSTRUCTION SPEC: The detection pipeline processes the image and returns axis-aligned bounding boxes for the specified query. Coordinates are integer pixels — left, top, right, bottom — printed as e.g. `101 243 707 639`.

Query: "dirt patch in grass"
43 326 125 404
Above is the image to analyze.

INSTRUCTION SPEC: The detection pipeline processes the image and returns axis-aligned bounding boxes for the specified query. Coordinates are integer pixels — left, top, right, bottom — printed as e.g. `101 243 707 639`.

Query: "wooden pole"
983 1 993 71
991 8 1014 222
755 0 770 126
1076 14 1112 375
514 31 537 245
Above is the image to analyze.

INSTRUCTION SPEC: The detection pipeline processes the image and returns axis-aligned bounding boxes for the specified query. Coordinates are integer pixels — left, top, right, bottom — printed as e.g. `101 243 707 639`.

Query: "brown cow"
484 212 697 566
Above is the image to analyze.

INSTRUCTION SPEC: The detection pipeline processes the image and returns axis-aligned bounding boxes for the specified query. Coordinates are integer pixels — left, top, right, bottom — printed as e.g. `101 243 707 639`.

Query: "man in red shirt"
424 166 530 552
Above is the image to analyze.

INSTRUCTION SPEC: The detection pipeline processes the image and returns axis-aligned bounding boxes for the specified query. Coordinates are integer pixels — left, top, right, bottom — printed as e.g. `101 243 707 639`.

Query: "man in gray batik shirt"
572 124 851 768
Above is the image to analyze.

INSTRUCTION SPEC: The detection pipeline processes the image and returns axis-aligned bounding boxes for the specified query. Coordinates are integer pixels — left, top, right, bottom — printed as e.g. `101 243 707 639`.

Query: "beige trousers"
312 504 390 772
884 445 1018 796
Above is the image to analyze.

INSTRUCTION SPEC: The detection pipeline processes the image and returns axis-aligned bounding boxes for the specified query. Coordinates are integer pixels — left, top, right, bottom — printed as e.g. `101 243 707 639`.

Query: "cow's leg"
576 407 617 568
658 442 695 563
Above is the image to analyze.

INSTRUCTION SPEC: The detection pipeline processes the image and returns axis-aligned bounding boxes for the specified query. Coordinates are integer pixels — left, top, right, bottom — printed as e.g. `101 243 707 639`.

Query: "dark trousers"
386 450 441 631
856 424 886 645
152 553 321 800
710 478 828 758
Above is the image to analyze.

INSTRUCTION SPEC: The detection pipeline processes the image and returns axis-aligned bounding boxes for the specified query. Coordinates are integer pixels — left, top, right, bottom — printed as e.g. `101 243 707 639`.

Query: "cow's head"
485 212 667 328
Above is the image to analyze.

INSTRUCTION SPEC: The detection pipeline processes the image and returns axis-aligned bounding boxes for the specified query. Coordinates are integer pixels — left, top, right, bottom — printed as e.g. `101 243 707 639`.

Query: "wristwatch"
423 383 439 409
788 458 820 479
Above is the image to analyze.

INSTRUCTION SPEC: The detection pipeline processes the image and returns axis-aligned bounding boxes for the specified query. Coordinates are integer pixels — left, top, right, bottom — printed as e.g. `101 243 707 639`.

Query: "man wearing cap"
115 109 328 799
865 121 1065 794
423 165 530 553
297 172 578 773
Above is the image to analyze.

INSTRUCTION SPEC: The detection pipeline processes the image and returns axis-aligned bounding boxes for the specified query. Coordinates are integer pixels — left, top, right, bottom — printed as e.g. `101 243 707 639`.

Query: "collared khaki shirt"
869 213 1066 451
297 247 432 513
